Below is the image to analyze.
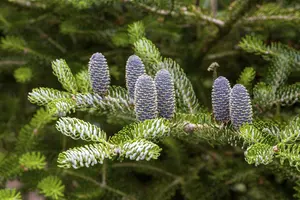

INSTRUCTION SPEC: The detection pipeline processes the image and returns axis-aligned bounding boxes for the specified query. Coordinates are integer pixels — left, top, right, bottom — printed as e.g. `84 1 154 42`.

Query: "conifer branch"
0 60 26 66
51 59 78 94
19 152 46 170
56 117 107 142
198 0 257 60
0 36 51 61
156 177 183 200
245 15 300 22
37 176 65 200
0 189 22 200
131 2 225 27
64 170 136 200
15 108 56 153
112 162 178 178
28 88 71 106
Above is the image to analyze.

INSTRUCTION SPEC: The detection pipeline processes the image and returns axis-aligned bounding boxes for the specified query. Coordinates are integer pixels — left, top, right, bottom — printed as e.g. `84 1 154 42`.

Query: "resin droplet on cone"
88 53 110 96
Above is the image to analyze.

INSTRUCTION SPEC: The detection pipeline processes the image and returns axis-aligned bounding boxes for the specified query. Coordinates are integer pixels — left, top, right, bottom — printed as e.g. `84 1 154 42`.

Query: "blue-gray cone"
134 75 158 121
126 55 146 100
230 84 253 129
212 76 231 122
155 69 175 119
88 53 110 96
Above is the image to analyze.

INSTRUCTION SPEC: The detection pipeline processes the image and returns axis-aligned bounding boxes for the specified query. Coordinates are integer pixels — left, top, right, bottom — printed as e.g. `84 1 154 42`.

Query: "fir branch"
0 155 22 178
155 177 182 200
243 3 300 24
245 15 300 22
240 124 278 146
51 59 78 93
198 0 257 60
70 185 104 199
244 143 274 166
74 93 103 109
47 98 76 117
108 124 135 145
15 108 56 153
56 117 107 142
13 67 32 83
0 189 22 200
0 60 26 66
109 118 170 144
131 118 170 141
120 139 162 161
276 143 300 172
253 82 275 109
74 87 134 117
133 38 162 66
239 35 300 68
35 28 66 53
294 180 300 199
253 82 300 109
28 87 71 106
128 21 145 43
170 113 240 146
1 36 27 52
37 176 65 200
265 56 292 90
112 162 178 178
1 36 50 61
275 83 300 106
131 2 225 27
19 152 46 171
75 70 92 93
237 67 256 90
64 170 136 200
280 117 300 143
101 86 134 114
57 143 114 169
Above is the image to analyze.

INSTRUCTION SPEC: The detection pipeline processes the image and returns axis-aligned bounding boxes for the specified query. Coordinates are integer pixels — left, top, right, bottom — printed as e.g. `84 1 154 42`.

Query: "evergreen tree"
0 0 300 199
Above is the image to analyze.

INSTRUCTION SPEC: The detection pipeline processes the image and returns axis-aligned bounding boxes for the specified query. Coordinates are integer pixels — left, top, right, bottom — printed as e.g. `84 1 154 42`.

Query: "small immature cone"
88 53 110 96
154 69 175 119
126 55 146 101
134 75 158 121
230 84 253 129
212 76 231 122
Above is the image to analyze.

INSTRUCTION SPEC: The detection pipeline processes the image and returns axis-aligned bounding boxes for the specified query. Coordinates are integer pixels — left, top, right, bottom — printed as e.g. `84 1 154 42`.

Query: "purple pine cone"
88 53 110 96
134 75 158 121
126 55 146 100
155 69 175 119
212 76 231 122
230 84 253 129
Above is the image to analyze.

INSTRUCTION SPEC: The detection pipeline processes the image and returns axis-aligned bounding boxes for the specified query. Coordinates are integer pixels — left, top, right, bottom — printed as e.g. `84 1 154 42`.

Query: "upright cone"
125 55 146 100
212 76 231 122
230 84 253 129
134 75 157 121
88 53 110 96
155 69 175 119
